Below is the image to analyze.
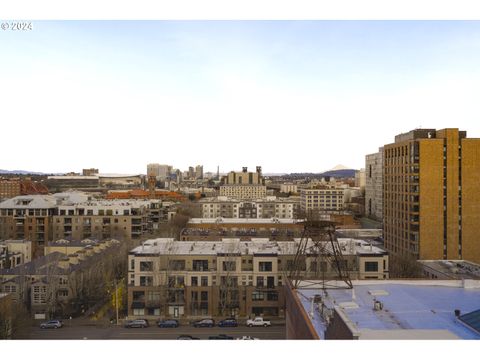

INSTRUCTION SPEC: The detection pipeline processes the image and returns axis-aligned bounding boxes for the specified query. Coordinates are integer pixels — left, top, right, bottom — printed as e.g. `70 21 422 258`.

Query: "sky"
2 20 480 174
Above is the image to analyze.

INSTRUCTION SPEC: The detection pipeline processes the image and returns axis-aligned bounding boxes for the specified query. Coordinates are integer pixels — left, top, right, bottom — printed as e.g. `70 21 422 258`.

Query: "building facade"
201 196 299 219
383 128 480 264
127 238 388 320
0 178 21 200
219 185 267 200
365 147 384 221
300 188 345 213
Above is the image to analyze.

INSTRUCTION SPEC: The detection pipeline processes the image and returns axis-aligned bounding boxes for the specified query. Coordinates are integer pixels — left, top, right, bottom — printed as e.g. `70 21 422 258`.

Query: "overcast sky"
2 20 480 174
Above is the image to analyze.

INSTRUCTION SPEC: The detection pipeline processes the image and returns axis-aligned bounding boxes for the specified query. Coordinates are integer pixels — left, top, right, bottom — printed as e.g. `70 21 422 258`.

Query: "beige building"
383 128 480 264
201 196 299 219
365 148 384 221
280 184 298 194
0 240 32 269
127 237 388 320
0 178 22 200
219 185 267 200
300 187 345 213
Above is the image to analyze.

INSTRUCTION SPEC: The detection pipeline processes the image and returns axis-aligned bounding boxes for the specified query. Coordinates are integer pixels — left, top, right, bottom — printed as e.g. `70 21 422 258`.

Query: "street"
24 320 286 340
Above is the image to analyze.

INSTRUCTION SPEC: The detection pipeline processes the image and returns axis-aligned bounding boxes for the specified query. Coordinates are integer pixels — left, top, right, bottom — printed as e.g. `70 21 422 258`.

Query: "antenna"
287 216 352 290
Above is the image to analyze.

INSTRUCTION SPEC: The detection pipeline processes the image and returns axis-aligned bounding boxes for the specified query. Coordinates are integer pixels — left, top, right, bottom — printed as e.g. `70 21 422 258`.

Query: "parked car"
124 319 149 328
192 318 215 328
236 336 260 340
246 317 271 327
177 334 200 340
157 319 179 328
218 318 238 327
40 320 63 329
208 334 234 340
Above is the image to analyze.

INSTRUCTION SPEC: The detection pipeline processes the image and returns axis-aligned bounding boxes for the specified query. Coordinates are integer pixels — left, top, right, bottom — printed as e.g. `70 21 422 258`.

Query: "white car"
236 336 260 340
246 317 271 327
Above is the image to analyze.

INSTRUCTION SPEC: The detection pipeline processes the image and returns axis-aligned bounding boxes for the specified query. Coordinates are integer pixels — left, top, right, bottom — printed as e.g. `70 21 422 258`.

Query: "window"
365 262 379 272
192 260 208 271
133 308 145 316
191 276 198 286
201 276 208 286
259 261 272 272
256 277 264 287
140 261 153 272
252 291 264 301
169 260 185 270
140 276 153 286
223 261 236 271
267 291 278 301
201 291 208 301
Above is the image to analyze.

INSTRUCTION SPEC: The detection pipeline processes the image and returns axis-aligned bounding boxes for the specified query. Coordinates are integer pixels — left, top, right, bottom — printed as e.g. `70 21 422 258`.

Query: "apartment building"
220 167 267 200
219 185 267 200
0 193 168 257
280 183 298 194
0 238 120 319
0 178 21 200
127 237 388 320
181 218 305 241
52 200 153 241
201 196 299 219
300 187 345 213
365 148 384 221
383 128 480 264
0 195 59 258
0 240 32 269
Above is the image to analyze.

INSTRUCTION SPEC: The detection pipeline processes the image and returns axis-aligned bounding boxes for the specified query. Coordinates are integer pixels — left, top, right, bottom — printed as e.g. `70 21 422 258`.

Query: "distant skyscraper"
365 148 384 221
195 165 203 180
147 164 171 180
383 128 480 264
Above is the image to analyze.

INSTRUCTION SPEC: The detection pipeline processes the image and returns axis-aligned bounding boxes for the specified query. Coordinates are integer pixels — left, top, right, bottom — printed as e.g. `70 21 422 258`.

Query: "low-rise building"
285 279 480 340
200 196 299 219
126 237 388 320
280 183 298 194
419 260 480 280
0 240 32 269
300 187 345 213
0 238 121 319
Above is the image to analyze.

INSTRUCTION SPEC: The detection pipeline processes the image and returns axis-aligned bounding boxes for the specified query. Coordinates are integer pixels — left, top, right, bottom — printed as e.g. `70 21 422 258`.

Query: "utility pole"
115 281 119 326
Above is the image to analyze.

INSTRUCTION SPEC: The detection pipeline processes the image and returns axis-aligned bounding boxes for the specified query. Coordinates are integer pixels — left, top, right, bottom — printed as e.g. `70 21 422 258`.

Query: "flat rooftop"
187 217 304 225
130 238 385 257
419 260 480 280
296 280 480 340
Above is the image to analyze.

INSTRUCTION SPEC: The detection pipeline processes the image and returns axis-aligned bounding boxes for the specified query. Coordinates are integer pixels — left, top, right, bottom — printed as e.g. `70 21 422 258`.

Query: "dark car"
217 318 238 327
192 318 214 328
124 319 149 328
208 334 234 340
157 319 179 328
40 320 63 329
177 335 200 340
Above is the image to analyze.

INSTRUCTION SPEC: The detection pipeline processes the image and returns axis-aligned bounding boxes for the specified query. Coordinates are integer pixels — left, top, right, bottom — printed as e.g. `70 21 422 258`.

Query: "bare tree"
0 298 31 339
389 253 424 278
217 243 239 317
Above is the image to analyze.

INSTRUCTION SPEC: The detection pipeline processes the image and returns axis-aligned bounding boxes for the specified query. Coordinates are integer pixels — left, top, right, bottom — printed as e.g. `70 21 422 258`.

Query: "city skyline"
2 21 480 173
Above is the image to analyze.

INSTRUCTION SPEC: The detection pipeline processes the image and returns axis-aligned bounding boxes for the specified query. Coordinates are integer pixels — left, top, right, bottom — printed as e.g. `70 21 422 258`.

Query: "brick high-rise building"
383 128 480 264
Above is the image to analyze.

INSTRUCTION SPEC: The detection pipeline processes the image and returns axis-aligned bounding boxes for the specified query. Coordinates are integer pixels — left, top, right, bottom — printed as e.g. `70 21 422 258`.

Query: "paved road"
25 321 285 340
